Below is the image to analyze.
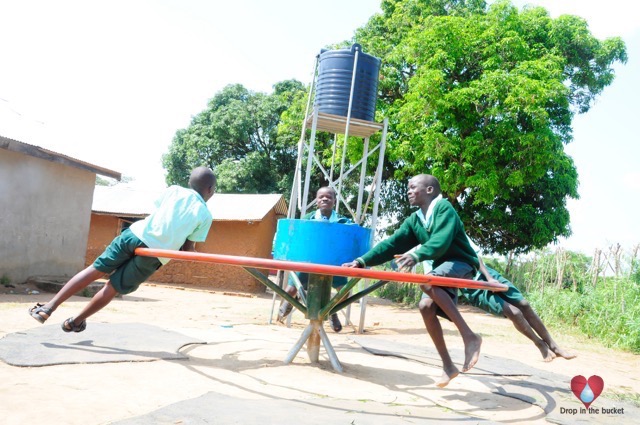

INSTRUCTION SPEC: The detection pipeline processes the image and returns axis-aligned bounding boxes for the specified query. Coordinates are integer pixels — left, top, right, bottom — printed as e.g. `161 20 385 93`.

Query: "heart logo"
571 375 604 408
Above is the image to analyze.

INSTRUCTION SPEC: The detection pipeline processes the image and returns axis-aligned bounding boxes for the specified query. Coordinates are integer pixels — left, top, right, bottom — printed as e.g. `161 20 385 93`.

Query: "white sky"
1 0 638 254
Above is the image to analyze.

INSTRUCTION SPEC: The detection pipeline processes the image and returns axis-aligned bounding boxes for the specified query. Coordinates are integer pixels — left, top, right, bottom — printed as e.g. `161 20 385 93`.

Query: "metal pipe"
135 248 509 292
284 323 314 364
358 117 389 333
332 280 389 313
319 326 343 372
356 136 370 224
301 108 319 216
336 48 360 215
243 267 306 313
288 58 318 219
319 277 361 318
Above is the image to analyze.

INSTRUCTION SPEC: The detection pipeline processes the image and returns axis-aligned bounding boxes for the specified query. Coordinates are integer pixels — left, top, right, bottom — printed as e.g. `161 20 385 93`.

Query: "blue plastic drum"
273 219 372 266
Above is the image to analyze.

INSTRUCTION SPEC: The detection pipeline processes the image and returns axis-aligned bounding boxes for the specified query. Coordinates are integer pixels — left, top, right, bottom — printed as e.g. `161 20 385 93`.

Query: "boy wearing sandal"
29 166 216 332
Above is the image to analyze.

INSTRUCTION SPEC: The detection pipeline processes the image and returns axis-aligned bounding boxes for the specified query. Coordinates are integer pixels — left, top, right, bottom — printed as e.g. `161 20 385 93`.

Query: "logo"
571 375 604 408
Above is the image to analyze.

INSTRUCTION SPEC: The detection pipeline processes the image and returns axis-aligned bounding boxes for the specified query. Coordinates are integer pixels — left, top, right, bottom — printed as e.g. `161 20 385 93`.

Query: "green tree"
162 81 306 194
353 0 626 254
95 175 132 186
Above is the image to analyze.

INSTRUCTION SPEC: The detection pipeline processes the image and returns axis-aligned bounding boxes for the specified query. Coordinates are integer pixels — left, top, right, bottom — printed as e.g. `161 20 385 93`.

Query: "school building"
0 135 121 285
89 185 288 293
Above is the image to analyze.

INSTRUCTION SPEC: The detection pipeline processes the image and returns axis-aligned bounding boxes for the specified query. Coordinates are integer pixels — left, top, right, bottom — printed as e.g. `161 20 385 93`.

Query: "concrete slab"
0 322 204 367
349 335 639 425
111 391 499 424
1 285 637 425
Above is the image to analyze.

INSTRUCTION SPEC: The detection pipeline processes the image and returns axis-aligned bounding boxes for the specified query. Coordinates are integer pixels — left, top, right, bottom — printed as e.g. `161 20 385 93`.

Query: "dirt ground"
0 280 639 424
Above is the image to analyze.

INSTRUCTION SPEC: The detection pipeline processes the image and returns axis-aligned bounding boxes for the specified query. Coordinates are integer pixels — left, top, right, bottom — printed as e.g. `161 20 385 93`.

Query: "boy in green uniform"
461 256 576 361
344 174 481 387
277 186 352 332
29 166 216 332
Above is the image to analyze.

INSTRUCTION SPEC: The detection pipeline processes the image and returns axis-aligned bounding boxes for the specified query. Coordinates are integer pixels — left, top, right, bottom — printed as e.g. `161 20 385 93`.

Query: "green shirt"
357 199 478 270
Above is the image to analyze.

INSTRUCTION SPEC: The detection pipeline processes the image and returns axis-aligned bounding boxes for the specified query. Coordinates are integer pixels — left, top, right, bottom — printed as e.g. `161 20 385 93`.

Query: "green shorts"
420 260 476 321
459 267 524 317
93 228 162 295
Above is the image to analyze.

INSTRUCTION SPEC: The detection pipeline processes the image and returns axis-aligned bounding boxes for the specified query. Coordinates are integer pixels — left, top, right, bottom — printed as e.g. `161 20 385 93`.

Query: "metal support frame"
278 50 389 335
289 110 388 334
136 247 508 372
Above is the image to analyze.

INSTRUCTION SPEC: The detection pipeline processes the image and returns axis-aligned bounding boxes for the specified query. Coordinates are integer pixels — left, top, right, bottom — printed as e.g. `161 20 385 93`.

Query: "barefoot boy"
344 174 481 387
462 256 576 361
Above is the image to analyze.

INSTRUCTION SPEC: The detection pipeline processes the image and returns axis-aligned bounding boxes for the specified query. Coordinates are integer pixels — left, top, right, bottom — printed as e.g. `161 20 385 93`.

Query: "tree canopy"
161 0 627 255
162 81 306 193
353 0 626 253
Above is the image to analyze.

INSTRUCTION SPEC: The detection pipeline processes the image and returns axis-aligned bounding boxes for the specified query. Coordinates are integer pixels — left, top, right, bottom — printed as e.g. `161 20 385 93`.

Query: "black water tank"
314 44 381 122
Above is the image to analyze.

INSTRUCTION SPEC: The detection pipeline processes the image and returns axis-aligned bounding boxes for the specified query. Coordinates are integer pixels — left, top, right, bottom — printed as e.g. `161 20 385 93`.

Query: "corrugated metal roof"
92 185 288 221
92 185 159 217
211 193 288 221
0 135 121 179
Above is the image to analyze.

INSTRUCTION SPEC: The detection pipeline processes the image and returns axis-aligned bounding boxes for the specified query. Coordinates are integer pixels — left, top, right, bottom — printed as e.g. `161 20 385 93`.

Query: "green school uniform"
357 200 479 270
459 266 525 316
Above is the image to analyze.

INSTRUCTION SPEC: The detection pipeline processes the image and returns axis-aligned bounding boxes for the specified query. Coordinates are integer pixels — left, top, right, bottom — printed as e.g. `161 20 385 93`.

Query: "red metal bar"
135 248 508 292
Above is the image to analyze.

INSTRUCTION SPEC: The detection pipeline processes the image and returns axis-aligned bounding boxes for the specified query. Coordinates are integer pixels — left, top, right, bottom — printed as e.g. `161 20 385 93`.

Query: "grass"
375 246 640 354
525 280 640 353
375 281 422 307
605 388 640 408
377 277 640 353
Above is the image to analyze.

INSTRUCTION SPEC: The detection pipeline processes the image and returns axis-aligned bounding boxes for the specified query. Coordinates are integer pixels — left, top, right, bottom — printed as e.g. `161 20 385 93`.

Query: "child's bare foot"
551 346 577 360
537 341 556 362
462 333 482 372
436 365 460 388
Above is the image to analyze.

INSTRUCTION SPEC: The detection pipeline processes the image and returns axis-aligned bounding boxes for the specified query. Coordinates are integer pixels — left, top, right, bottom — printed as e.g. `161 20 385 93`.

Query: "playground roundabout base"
1 284 637 425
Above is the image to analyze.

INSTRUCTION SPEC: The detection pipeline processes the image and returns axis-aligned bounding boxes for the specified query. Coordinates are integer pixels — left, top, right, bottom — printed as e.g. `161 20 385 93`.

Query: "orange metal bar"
135 248 508 292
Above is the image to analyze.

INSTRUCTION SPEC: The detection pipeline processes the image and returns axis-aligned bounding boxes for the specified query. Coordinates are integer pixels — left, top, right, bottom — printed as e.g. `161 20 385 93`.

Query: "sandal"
29 303 53 324
329 313 342 333
61 317 87 333
277 301 294 323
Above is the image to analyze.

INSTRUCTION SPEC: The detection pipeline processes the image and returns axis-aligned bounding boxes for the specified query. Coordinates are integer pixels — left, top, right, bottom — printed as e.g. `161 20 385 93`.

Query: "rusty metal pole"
305 273 332 363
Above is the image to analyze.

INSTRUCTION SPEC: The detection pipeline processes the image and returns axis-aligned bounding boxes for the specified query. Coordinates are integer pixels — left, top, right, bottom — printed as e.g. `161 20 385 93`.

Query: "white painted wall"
0 149 95 284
